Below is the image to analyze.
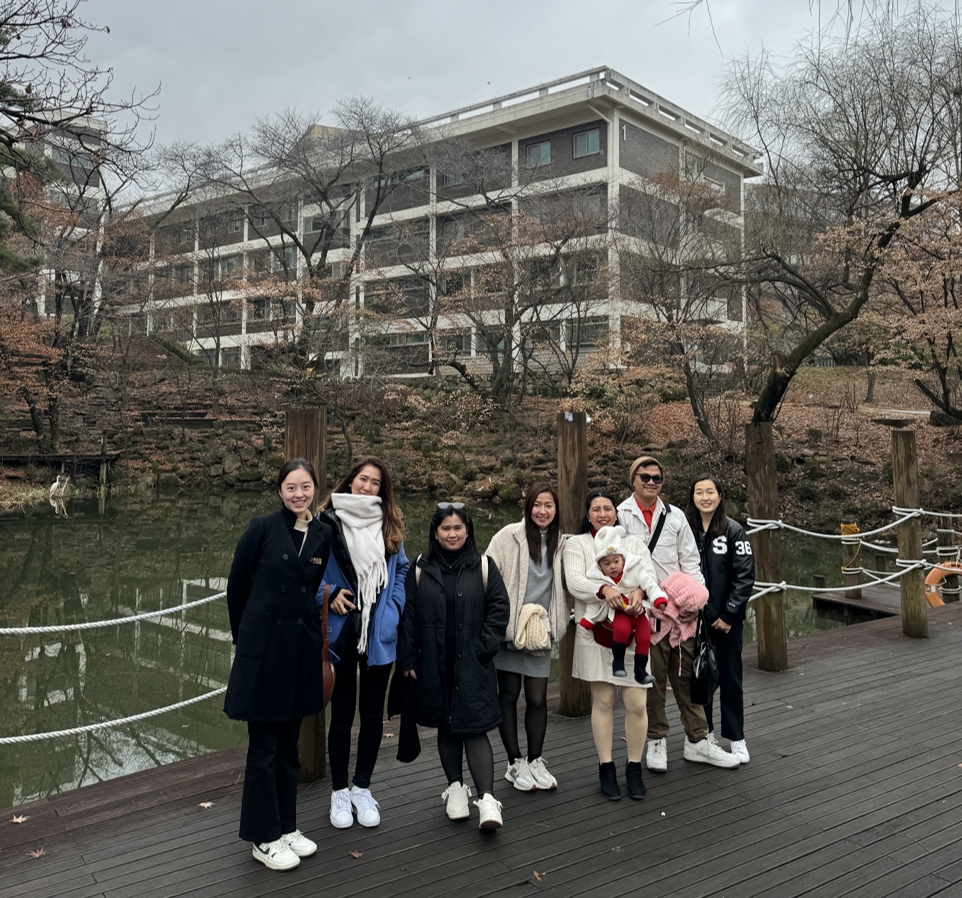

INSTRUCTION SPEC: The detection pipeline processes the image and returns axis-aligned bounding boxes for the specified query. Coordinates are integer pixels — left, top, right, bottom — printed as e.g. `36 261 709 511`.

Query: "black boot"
599 762 621 801
634 653 655 686
611 643 627 678
625 760 646 801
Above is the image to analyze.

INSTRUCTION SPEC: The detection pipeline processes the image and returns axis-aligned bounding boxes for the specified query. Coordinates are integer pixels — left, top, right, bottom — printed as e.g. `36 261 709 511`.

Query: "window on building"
227 213 244 233
438 331 471 354
566 316 608 350
221 255 243 278
248 297 270 320
179 226 193 246
439 170 465 188
221 347 242 369
387 331 426 347
526 141 551 168
573 129 600 159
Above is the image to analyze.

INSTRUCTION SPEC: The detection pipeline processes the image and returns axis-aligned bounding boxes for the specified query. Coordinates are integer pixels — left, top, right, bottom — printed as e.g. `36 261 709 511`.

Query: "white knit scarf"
331 492 387 655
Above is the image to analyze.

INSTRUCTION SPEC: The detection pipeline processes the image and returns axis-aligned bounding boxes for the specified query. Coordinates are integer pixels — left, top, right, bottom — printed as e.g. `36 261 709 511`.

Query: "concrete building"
133 66 762 382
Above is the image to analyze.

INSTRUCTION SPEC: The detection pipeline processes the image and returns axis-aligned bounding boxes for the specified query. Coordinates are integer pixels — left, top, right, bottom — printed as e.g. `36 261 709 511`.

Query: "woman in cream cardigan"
563 488 656 802
485 482 567 792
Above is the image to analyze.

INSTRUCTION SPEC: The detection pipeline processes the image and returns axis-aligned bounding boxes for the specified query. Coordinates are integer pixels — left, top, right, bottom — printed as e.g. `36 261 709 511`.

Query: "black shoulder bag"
689 609 719 705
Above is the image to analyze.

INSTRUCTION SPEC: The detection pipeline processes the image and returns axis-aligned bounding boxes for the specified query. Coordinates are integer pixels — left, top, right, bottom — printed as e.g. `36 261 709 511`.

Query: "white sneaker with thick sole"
350 785 381 827
645 738 667 773
252 838 300 871
441 781 472 820
330 788 353 829
527 757 558 790
504 757 537 791
474 793 503 830
684 736 740 768
731 739 751 764
282 829 317 857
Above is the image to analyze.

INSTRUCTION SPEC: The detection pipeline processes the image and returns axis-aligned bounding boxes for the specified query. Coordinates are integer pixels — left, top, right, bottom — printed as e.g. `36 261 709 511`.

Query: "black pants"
496 670 548 763
705 622 744 741
328 629 393 791
239 718 302 844
437 727 495 796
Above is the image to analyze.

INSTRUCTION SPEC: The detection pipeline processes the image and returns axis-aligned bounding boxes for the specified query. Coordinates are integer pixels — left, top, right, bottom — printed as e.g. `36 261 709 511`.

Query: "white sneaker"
684 736 740 768
527 757 558 790
330 788 353 829
282 829 317 858
252 838 300 871
645 738 667 773
474 793 503 830
504 757 537 791
350 785 381 827
441 781 472 820
731 739 751 764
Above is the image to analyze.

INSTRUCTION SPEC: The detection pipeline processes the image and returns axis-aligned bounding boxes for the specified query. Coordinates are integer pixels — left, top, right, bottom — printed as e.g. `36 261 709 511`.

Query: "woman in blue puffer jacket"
316 456 408 831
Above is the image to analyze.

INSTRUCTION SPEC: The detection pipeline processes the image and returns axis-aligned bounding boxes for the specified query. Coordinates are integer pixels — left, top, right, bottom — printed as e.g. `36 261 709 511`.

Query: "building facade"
133 67 762 381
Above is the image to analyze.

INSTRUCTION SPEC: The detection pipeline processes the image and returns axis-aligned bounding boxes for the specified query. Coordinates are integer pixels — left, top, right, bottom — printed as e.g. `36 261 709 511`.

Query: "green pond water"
0 492 849 805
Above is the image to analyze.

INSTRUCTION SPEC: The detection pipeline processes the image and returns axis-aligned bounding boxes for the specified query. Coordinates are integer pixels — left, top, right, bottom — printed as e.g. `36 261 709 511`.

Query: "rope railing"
0 687 227 744
750 560 925 601
747 508 920 541
0 591 226 636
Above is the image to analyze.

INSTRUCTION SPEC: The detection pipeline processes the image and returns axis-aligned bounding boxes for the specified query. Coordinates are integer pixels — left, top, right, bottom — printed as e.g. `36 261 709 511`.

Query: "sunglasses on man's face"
437 501 466 512
635 473 663 485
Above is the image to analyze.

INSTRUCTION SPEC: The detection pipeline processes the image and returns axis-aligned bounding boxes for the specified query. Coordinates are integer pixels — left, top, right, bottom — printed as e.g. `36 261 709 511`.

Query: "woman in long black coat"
224 458 333 871
397 503 509 830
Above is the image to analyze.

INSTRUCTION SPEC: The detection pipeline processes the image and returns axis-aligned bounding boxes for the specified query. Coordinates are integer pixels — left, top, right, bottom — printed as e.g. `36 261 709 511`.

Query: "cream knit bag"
514 604 551 653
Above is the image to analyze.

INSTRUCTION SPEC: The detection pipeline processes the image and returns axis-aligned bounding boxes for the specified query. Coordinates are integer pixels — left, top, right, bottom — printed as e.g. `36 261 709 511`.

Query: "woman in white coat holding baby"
563 489 660 802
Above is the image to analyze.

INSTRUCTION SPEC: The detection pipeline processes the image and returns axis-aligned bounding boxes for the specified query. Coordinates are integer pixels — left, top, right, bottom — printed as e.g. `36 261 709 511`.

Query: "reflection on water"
0 492 846 804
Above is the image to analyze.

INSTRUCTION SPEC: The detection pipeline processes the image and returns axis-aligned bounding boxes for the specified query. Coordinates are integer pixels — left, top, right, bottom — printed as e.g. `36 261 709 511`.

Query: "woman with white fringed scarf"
316 457 408 831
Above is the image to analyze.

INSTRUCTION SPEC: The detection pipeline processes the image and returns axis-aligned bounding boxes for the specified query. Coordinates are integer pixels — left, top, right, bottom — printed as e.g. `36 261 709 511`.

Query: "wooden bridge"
2 603 961 898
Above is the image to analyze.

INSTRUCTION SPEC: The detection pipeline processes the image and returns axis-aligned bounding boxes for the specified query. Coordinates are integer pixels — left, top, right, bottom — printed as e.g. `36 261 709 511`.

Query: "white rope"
752 562 924 598
746 511 919 541
0 592 226 636
0 687 227 744
894 505 962 521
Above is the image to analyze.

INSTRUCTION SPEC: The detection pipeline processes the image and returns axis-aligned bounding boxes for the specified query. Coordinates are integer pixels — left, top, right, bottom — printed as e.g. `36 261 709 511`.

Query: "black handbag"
690 611 719 705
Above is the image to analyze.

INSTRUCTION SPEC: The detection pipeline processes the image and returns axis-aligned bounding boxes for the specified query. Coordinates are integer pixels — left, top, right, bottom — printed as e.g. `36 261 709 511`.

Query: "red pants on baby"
611 610 651 654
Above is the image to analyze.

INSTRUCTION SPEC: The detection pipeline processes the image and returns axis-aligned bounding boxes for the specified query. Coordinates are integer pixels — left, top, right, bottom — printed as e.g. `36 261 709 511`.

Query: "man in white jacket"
617 456 739 772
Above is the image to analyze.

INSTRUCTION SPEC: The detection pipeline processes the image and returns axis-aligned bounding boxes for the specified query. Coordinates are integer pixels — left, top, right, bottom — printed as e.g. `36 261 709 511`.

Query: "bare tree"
721 5 962 423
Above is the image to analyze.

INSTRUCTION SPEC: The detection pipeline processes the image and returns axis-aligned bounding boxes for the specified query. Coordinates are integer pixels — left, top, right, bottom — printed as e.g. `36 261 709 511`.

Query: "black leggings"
496 670 548 763
437 728 494 796
328 630 393 791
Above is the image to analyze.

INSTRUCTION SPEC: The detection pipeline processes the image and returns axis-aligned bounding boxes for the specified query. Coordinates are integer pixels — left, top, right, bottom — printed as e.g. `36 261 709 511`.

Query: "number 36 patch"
712 536 753 555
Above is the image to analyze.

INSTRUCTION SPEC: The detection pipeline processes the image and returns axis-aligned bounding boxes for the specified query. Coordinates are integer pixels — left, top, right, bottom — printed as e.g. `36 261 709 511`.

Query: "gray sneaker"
504 757 536 791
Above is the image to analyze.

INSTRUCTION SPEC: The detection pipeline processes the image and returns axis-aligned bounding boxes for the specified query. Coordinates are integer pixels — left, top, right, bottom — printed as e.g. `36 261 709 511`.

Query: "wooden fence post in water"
745 422 788 671
557 411 591 717
892 429 928 638
285 407 329 781
840 523 863 600
936 525 959 603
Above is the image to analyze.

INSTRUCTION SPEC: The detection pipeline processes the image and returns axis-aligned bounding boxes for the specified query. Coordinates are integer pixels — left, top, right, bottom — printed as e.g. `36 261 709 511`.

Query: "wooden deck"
3 603 962 898
812 582 902 621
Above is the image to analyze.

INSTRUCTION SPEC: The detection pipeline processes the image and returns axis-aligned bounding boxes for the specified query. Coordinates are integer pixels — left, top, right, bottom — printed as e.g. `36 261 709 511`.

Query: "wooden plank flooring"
2 602 961 898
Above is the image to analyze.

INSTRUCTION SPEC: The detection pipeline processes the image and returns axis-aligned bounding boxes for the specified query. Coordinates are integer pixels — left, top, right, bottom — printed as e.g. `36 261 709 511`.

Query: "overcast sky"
79 0 945 148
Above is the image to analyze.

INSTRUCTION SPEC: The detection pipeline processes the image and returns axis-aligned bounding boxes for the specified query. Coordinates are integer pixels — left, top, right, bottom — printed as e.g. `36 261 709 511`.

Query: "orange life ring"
923 562 962 607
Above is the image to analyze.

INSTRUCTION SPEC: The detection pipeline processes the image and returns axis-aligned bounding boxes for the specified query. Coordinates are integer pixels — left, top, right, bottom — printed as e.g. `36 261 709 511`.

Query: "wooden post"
285 408 327 494
840 523 862 600
285 407 329 781
936 525 959 603
745 422 788 671
557 411 591 717
891 429 928 638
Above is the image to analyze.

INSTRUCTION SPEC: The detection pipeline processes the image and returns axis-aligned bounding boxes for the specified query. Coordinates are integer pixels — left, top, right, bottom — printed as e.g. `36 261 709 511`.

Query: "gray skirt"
493 644 552 678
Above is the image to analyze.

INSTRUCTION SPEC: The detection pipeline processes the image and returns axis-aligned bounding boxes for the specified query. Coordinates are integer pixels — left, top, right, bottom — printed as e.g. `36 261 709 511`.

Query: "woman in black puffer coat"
398 503 509 830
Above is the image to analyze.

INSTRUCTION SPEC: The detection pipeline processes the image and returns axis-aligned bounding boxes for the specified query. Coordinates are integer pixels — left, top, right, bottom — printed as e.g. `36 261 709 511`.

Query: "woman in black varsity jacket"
685 474 755 765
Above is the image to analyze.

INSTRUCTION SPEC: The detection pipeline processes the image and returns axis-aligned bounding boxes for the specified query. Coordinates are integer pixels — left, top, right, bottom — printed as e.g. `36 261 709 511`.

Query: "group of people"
223 453 755 871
